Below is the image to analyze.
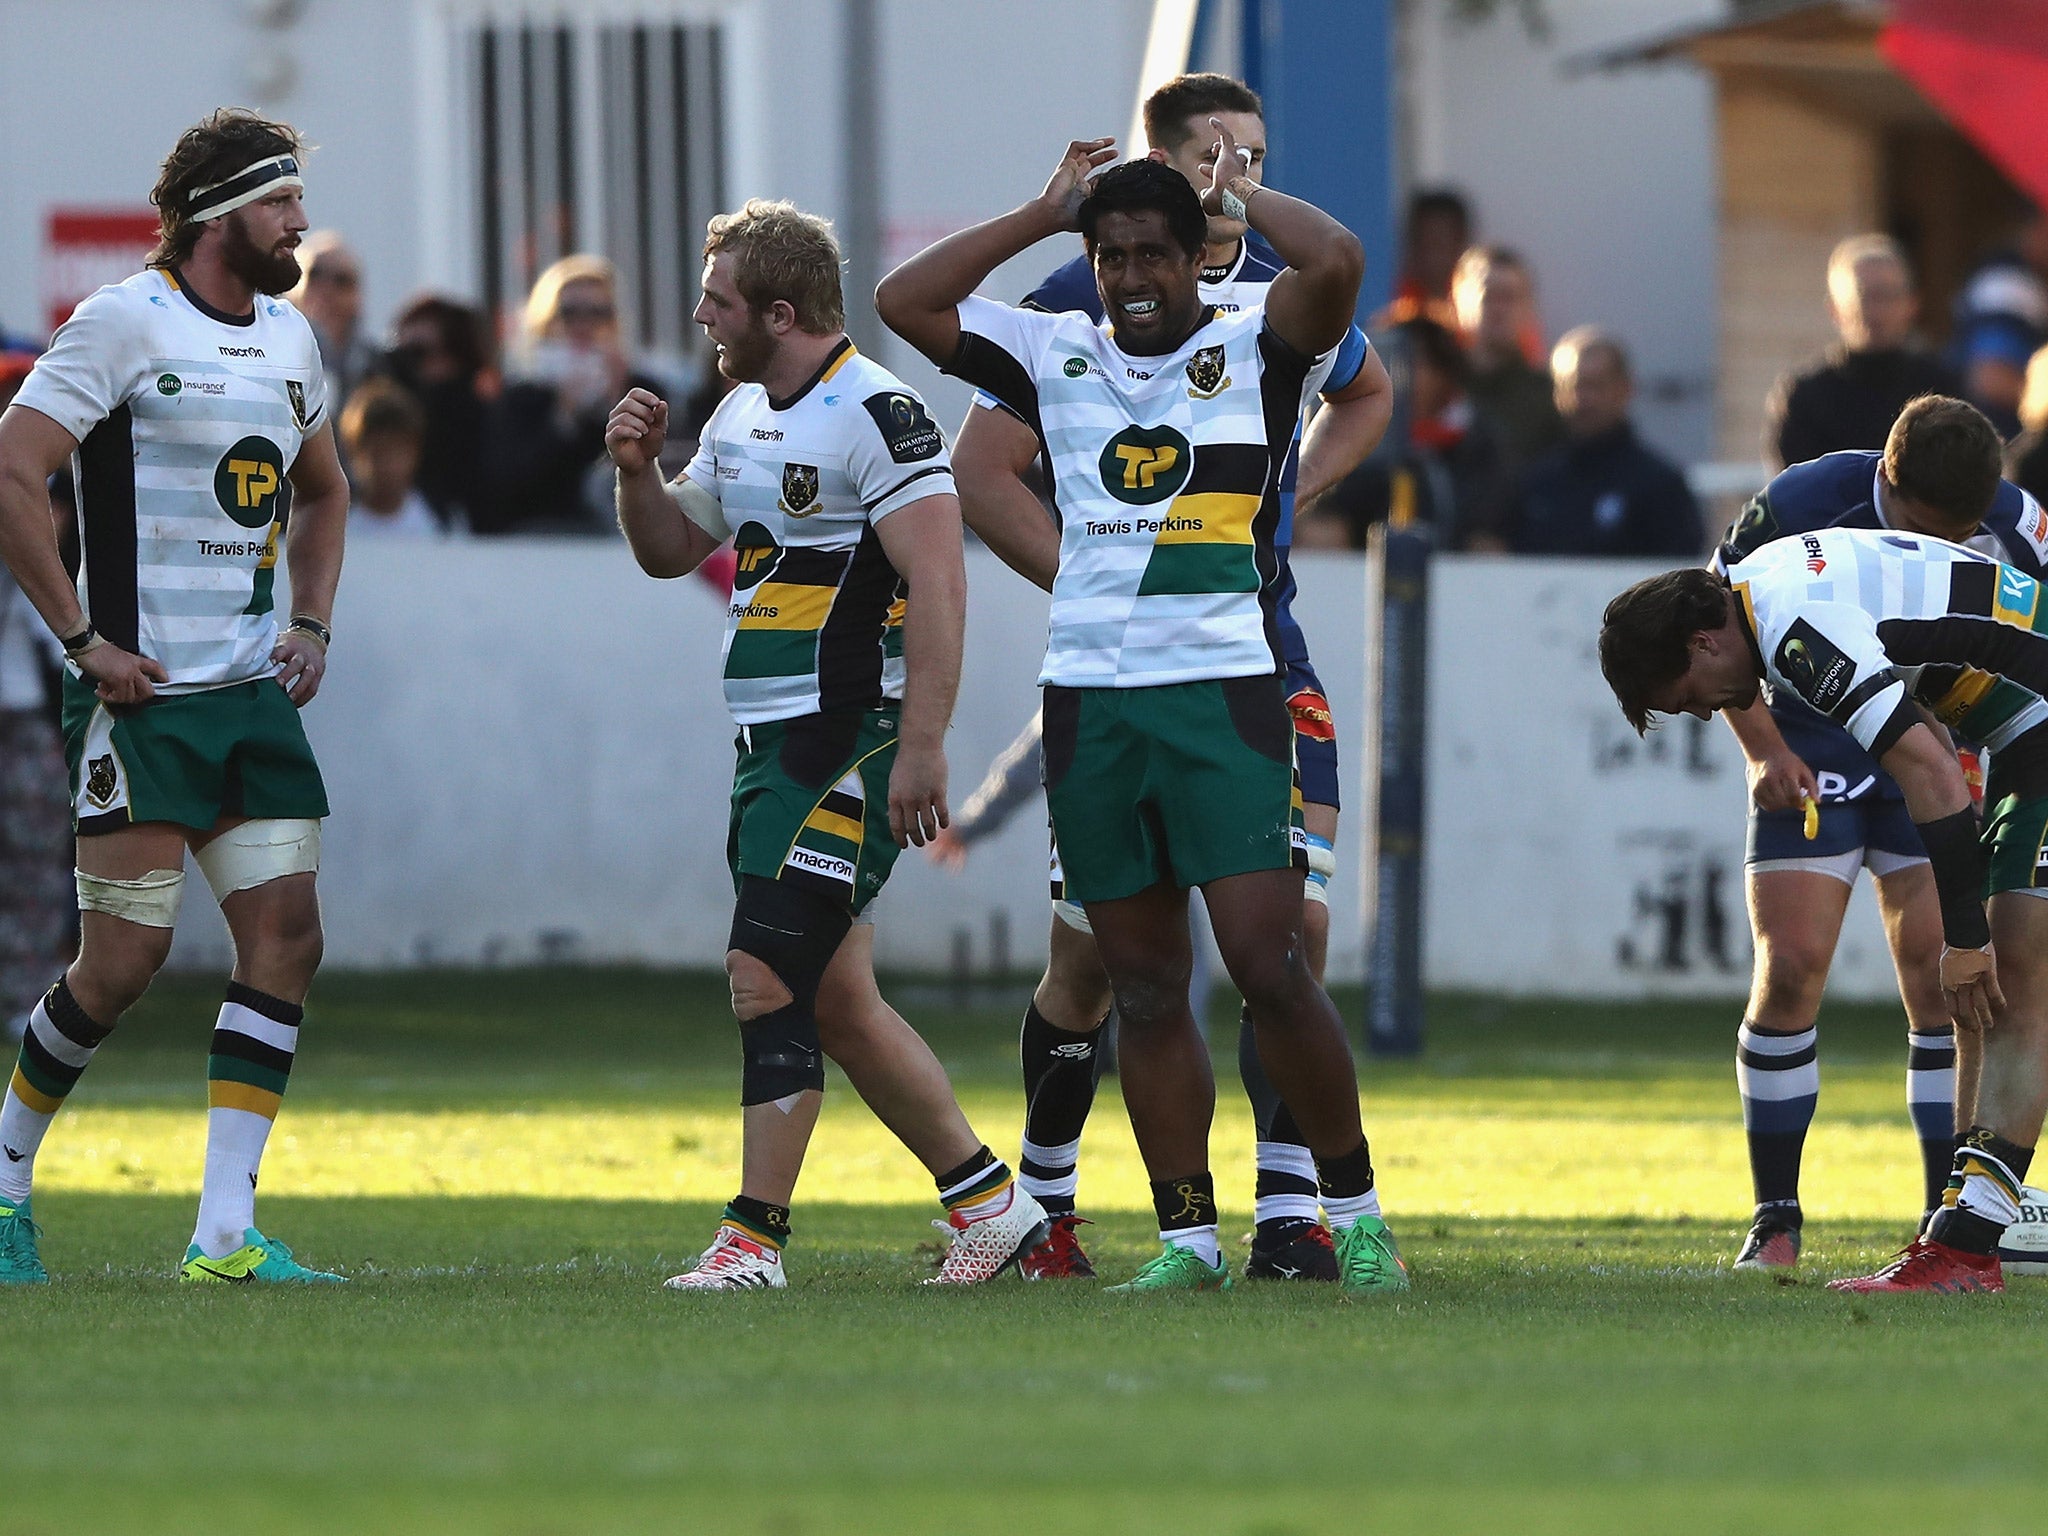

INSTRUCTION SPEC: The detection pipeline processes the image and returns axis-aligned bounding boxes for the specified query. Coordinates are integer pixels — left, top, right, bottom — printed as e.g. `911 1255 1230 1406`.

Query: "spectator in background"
2003 344 2048 508
1374 188 1469 333
1451 245 1561 470
1505 326 1701 557
382 293 496 528
1301 318 1507 551
339 378 443 538
1950 211 2048 437
0 353 72 1046
484 255 664 533
289 231 378 411
1764 234 1958 469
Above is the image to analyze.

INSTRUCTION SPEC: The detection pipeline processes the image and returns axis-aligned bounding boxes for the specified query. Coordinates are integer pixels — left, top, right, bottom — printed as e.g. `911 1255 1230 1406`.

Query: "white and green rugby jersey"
682 338 954 725
947 295 1335 688
1729 525 2048 756
12 267 326 694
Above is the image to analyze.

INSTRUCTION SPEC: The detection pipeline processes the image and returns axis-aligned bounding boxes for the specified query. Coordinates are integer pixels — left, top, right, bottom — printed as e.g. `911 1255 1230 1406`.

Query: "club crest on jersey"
1185 344 1230 400
779 462 821 517
286 379 309 430
85 755 118 809
1098 423 1193 506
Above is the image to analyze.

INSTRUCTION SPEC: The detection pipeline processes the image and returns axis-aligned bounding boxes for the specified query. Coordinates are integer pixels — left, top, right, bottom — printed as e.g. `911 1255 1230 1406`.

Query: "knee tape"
195 818 321 901
1303 834 1336 909
76 867 185 928
728 876 850 1105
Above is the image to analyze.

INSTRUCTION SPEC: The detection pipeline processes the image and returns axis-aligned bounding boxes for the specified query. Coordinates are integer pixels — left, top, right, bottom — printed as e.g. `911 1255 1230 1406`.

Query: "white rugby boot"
663 1226 787 1291
925 1186 1051 1285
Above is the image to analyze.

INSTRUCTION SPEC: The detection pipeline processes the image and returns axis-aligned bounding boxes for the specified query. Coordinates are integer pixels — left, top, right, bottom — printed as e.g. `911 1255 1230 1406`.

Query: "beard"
218 211 302 295
713 312 778 382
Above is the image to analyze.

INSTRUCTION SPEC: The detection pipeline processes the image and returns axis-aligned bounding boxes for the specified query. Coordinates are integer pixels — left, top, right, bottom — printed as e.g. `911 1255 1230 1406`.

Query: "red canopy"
1884 0 2048 209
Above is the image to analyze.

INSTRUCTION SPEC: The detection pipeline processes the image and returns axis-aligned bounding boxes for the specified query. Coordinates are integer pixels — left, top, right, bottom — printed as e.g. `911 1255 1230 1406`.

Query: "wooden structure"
1598 1 2030 463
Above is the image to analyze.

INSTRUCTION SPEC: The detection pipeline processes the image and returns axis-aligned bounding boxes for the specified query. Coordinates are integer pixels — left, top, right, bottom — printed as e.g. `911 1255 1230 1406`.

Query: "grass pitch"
7 970 2046 1534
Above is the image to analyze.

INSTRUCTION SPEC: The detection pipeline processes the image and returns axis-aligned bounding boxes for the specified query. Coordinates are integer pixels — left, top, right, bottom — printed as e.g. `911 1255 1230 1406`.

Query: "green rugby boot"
0 1197 49 1285
180 1229 345 1285
1106 1243 1233 1294
1334 1214 1411 1295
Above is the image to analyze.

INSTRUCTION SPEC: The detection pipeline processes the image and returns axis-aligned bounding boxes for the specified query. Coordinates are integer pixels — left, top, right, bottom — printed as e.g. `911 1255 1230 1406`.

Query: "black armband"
1915 808 1992 950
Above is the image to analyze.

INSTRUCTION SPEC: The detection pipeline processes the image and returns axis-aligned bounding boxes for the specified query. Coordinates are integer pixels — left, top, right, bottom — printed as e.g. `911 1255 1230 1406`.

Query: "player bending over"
608 201 1046 1290
0 110 348 1285
1604 526 2048 1292
947 73 1392 1283
1710 396 2046 1268
878 129 1406 1294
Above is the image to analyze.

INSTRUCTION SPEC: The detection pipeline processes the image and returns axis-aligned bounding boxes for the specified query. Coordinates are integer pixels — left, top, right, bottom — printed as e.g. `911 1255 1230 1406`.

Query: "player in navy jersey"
1710 396 2045 1269
946 74 1391 1282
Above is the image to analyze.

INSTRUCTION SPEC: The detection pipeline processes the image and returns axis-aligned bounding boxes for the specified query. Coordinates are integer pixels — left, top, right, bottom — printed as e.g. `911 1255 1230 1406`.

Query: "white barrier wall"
164 544 1898 1001
1421 557 1900 1001
168 542 1373 979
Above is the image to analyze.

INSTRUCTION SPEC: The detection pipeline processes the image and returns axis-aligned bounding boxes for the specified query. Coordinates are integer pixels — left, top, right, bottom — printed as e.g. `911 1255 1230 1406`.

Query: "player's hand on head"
887 744 950 849
270 629 327 708
78 643 166 707
1198 116 1252 216
1747 748 1817 813
605 388 669 473
1041 137 1118 230
1940 942 2003 1032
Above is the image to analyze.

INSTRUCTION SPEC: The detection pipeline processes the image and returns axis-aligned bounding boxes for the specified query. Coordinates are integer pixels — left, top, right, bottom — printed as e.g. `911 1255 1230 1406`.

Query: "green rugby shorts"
61 673 328 836
1041 673 1306 904
728 707 902 914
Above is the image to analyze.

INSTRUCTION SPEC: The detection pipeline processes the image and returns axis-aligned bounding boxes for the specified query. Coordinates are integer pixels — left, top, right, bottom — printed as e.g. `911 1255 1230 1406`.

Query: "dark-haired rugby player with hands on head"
945 72 1392 1285
878 126 1407 1294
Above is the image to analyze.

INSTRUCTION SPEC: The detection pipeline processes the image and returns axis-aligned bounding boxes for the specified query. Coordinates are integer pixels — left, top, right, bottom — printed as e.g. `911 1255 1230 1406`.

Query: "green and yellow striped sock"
937 1146 1015 1222
721 1195 791 1252
192 982 301 1258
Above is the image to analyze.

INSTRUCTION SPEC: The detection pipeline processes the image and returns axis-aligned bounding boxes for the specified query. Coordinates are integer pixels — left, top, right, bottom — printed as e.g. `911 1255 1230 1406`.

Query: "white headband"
187 154 303 222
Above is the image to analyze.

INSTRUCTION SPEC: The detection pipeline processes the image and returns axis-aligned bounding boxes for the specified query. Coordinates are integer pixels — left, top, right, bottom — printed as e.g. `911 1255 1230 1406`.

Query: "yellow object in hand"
1801 793 1819 841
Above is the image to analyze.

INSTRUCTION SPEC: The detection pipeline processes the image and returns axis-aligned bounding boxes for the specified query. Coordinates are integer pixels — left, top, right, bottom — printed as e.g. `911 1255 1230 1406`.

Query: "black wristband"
1915 808 1992 950
60 621 98 655
287 615 330 648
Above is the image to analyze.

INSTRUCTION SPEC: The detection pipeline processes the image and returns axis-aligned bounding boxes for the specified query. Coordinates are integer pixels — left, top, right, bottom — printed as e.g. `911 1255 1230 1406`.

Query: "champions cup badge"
779 462 821 516
286 380 308 430
85 755 118 809
1186 345 1229 400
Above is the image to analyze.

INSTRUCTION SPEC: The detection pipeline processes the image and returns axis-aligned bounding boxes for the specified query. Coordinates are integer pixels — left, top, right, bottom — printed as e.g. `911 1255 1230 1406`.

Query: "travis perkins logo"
1802 533 1826 574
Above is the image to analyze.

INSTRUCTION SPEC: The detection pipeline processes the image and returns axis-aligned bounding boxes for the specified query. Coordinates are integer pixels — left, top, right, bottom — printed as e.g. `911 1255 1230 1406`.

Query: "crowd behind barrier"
9 187 2048 1023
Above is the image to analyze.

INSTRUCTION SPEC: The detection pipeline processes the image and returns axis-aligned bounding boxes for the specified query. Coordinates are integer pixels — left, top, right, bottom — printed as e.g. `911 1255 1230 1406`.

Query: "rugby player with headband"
0 109 350 1286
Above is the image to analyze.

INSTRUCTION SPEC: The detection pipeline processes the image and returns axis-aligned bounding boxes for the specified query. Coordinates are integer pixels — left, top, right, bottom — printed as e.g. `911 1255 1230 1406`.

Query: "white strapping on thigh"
194 818 322 900
75 868 185 928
